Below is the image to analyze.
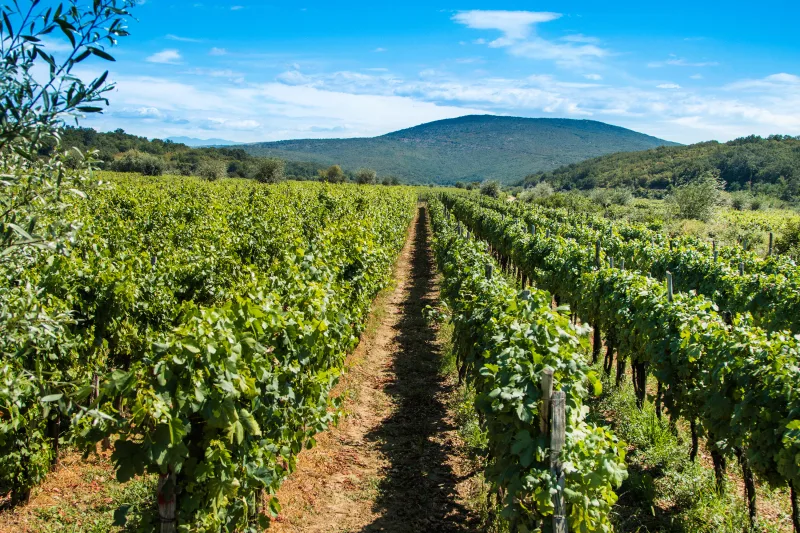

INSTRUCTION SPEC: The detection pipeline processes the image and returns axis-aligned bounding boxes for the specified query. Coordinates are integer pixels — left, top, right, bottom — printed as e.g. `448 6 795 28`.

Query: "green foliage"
252 158 285 184
440 191 800 522
518 181 553 202
590 188 633 208
318 164 346 184
528 134 800 201
381 176 400 186
355 168 377 185
0 1 135 152
667 171 724 221
1 175 417 528
196 159 227 181
108 150 166 176
479 180 500 198
429 198 626 531
241 115 675 185
51 127 333 181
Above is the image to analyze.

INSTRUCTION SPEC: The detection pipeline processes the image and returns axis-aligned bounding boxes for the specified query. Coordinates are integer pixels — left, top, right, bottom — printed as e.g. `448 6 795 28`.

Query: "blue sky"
67 1 800 144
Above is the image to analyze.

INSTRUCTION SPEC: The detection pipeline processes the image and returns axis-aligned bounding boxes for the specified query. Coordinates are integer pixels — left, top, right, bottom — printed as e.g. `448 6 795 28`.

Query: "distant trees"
455 181 466 189
668 171 724 221
319 165 346 183
252 158 285 183
355 168 377 185
480 180 501 198
109 150 166 176
382 176 400 186
197 159 227 181
524 135 800 202
519 181 553 202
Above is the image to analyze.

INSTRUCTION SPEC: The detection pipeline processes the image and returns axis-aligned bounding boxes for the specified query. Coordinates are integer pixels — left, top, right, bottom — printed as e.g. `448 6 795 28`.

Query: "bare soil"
268 206 480 533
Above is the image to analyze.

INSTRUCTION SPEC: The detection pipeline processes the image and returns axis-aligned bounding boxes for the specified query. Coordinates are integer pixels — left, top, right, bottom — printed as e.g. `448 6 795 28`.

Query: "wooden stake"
485 263 493 280
158 470 177 533
594 240 601 269
666 271 674 302
551 391 567 533
768 232 773 256
739 262 744 276
539 368 554 435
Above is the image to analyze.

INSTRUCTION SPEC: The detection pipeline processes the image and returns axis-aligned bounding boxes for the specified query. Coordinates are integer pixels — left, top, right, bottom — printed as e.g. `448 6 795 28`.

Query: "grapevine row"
462 193 800 334
440 191 800 531
428 197 626 532
1 176 416 531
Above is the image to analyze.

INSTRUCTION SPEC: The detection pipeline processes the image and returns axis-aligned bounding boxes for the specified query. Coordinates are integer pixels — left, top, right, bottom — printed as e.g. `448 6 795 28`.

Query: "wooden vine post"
768 232 773 256
157 470 177 533
539 368 554 434
551 391 568 533
666 271 674 302
539 369 567 532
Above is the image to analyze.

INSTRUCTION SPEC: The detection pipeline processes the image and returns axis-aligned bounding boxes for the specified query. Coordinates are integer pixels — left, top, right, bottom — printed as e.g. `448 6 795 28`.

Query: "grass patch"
592 373 788 533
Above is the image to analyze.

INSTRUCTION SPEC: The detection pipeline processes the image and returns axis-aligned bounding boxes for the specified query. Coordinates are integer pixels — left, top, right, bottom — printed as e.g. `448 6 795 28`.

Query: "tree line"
524 135 800 201
45 126 402 184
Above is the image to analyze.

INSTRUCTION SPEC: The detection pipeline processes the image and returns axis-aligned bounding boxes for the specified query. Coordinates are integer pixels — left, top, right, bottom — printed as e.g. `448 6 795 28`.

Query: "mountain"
167 136 243 147
239 115 679 184
525 134 800 198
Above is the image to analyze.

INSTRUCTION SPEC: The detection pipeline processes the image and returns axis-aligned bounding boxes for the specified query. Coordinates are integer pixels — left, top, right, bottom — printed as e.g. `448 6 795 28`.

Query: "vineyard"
1 174 416 531
1 172 799 533
433 190 800 531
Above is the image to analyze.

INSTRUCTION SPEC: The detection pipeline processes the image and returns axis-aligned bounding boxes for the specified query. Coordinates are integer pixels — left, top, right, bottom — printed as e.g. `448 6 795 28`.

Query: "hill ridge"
240 115 678 184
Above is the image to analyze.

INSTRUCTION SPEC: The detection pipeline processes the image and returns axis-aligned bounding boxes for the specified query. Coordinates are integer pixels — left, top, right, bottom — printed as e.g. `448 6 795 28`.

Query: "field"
2 170 798 533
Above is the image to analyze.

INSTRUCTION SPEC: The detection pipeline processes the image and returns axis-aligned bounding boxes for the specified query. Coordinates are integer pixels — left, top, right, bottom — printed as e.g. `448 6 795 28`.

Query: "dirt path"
269 206 480 533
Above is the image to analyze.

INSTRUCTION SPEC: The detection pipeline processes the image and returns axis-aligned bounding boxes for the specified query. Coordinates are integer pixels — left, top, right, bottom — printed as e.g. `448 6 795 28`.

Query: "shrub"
381 176 400 186
480 180 500 198
318 165 346 183
252 158 285 184
109 150 166 176
197 159 227 181
667 172 724 221
519 182 554 202
355 168 377 185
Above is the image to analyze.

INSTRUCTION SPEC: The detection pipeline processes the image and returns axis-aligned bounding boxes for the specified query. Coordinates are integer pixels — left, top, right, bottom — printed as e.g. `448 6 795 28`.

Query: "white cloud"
452 10 560 41
115 106 164 119
146 49 182 64
209 47 227 56
203 118 260 130
648 57 719 68
89 63 800 146
562 34 599 44
452 10 607 67
584 73 603 80
373 47 387 52
276 70 313 85
231 5 243 10
690 74 703 80
88 72 488 142
166 34 202 43
724 72 800 91
184 68 242 78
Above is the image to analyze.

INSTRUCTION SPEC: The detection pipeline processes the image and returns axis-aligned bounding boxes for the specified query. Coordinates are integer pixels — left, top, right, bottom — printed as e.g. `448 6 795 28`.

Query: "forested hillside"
51 127 333 180
241 115 678 184
525 134 800 199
